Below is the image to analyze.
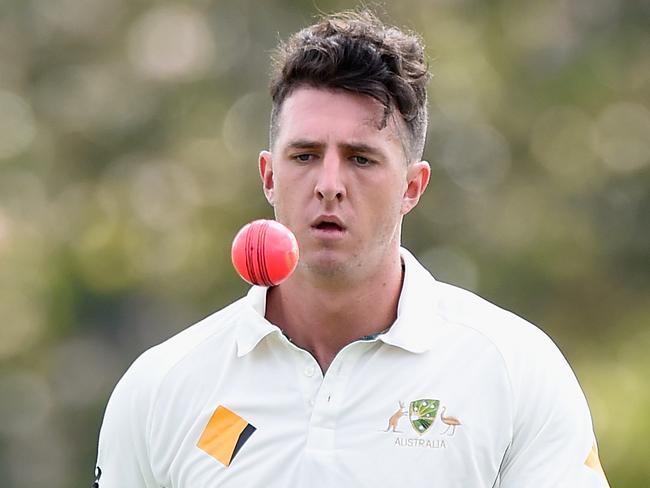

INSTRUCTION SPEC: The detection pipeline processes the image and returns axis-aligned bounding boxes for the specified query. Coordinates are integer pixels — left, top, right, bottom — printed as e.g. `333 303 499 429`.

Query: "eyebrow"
285 139 323 150
284 139 387 160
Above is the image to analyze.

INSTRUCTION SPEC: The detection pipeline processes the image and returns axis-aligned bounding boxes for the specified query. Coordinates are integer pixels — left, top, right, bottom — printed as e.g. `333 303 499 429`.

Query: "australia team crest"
408 399 440 435
384 398 461 441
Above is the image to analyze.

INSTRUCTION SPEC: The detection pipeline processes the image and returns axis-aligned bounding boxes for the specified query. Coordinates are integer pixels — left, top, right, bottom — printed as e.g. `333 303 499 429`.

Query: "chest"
149 340 512 487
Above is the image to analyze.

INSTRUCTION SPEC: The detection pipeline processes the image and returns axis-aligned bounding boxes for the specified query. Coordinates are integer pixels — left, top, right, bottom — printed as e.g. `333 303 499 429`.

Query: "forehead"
274 87 404 150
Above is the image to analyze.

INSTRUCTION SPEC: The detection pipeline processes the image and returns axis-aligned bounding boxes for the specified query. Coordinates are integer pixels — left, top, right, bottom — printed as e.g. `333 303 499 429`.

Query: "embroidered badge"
383 398 462 448
409 399 440 435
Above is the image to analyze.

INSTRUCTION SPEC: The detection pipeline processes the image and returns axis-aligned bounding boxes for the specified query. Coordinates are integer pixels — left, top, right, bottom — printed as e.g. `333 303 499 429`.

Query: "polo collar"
235 247 442 357
235 285 278 357
378 247 442 353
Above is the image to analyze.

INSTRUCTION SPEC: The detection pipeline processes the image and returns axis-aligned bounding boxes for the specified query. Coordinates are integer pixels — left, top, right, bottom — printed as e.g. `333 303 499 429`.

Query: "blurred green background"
0 0 648 486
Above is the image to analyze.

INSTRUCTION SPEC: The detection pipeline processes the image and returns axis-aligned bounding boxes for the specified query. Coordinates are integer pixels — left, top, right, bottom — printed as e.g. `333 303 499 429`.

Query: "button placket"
281 334 322 411
304 343 369 453
304 364 316 377
304 362 320 408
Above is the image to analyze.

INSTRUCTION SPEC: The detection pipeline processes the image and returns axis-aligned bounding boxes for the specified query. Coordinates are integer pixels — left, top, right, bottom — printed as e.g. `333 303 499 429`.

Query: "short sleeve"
93 353 160 488
498 328 610 488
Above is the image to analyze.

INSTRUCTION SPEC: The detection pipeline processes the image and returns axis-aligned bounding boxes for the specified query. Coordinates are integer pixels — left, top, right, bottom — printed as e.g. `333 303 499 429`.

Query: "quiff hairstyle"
269 10 431 162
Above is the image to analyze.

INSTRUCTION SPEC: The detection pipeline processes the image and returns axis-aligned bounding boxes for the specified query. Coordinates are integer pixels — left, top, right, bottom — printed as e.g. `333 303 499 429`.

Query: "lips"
310 215 347 240
311 215 346 231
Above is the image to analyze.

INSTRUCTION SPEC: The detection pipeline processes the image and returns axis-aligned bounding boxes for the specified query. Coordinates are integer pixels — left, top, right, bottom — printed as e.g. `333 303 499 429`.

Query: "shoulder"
402 247 562 366
432 281 585 409
118 296 247 396
95 297 250 485
433 280 591 422
101 296 248 429
434 280 565 369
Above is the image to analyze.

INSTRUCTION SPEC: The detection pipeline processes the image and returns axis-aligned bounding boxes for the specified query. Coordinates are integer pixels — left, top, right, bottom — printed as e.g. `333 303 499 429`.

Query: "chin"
302 250 351 278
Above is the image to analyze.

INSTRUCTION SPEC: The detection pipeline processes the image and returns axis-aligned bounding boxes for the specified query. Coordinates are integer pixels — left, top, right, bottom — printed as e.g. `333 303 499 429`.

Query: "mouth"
311 216 347 238
314 222 344 231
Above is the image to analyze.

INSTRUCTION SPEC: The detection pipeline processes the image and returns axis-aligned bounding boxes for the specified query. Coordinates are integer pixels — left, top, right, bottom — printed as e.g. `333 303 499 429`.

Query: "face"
259 87 429 282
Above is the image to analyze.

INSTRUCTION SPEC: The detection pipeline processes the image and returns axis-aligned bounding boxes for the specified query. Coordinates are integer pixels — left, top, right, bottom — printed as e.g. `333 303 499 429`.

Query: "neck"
265 248 404 372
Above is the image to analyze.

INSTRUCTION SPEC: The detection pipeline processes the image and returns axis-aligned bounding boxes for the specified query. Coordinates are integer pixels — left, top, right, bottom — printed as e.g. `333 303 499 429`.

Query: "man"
93 11 609 487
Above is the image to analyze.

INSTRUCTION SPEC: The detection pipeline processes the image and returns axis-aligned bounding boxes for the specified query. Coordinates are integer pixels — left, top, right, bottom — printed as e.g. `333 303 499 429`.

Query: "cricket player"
93 10 609 487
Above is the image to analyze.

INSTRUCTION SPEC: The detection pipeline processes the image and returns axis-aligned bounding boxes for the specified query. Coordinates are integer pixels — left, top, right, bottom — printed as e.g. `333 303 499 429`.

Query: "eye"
352 155 372 166
294 154 313 162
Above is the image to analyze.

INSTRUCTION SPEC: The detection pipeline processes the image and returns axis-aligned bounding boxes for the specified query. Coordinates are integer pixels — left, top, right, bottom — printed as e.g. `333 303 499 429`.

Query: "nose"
314 153 346 202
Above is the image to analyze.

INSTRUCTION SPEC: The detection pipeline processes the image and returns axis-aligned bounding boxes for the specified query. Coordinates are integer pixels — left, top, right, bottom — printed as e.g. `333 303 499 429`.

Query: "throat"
264 259 405 370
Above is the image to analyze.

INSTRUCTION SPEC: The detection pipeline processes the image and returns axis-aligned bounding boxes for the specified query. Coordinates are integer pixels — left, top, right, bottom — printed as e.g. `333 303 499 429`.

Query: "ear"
259 150 275 205
401 160 430 215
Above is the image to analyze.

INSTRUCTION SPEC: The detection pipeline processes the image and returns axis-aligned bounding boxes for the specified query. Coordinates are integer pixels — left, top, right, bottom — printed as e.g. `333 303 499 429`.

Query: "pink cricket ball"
231 219 299 286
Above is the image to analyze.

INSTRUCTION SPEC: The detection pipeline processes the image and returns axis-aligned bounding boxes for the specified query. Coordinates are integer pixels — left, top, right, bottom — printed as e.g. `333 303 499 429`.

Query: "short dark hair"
269 10 430 161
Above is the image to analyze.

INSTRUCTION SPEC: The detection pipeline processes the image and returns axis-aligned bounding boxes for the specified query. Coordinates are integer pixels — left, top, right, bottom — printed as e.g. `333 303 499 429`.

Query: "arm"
498 328 609 488
93 354 160 487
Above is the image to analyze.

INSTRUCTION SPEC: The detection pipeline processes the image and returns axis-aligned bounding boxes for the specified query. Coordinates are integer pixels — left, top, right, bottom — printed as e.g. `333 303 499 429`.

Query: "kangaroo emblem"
385 401 407 432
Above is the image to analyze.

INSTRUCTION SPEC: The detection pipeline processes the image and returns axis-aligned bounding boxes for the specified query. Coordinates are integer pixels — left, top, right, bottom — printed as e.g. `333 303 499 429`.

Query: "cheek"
372 177 405 211
275 167 310 195
360 186 403 231
271 180 303 221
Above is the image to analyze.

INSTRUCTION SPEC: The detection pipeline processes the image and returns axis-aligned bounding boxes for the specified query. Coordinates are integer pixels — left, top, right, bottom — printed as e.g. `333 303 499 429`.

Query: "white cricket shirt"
94 248 609 487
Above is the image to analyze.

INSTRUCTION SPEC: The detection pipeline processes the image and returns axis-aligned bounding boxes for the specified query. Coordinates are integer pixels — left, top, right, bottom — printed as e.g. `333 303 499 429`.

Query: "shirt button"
304 365 315 377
